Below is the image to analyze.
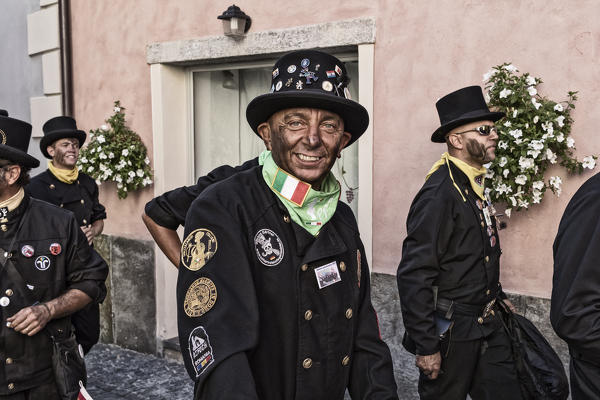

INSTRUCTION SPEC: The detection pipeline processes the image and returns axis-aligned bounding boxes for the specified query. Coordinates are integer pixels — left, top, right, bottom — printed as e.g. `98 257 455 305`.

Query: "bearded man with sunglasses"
176 50 397 400
397 86 521 399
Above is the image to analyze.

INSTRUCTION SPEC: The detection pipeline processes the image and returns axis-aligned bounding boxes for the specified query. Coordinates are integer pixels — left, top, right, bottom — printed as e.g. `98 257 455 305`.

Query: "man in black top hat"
26 116 106 354
397 86 521 399
177 50 398 400
552 175 600 399
0 110 107 399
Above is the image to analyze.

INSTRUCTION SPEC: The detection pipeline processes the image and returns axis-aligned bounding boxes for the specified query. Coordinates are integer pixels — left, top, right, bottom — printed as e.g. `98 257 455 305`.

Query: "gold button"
80 199 85 204
5 289 13 296
341 355 350 366
301 264 308 272
8 383 14 390
77 180 80 185
283 215 290 223
1 225 6 232
83 219 87 224
490 310 495 316
60 204 64 208
345 308 353 319
477 317 484 324
480 221 484 228
304 310 313 320
339 261 346 272
5 358 12 364
49 184 55 189
486 289 491 295
302 358 313 369
465 189 469 195
485 256 489 263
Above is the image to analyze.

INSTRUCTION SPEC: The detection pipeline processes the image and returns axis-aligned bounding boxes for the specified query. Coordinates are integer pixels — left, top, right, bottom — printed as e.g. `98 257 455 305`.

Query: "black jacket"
177 166 397 400
397 162 505 356
551 172 600 363
26 170 106 226
145 158 259 229
0 195 108 394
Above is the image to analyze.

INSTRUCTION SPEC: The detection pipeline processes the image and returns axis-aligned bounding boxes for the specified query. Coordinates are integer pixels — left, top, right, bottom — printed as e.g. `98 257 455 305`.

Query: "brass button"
5 358 12 365
304 310 313 320
77 180 80 185
465 189 469 195
477 317 484 324
486 289 491 295
490 310 495 316
341 355 350 366
283 215 290 223
302 358 313 369
301 264 308 272
49 184 55 189
80 199 85 204
1 225 6 232
5 289 13 296
60 204 64 208
8 383 14 390
339 261 346 272
485 256 489 263
83 219 87 225
345 308 353 319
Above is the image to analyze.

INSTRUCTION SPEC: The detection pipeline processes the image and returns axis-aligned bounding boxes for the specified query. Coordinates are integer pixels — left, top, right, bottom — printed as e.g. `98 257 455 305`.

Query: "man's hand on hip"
416 351 442 380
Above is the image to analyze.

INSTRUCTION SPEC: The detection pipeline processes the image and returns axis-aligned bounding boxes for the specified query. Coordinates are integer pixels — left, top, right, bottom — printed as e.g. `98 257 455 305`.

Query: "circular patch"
49 243 61 256
322 81 333 92
0 297 9 307
287 64 297 73
21 245 34 258
490 235 497 247
254 229 284 266
184 277 217 317
300 58 310 68
35 255 51 271
275 80 283 91
181 229 218 271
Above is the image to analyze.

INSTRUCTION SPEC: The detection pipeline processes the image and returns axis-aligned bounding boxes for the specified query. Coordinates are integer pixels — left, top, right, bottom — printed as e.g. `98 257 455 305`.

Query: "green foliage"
78 101 153 199
484 63 596 216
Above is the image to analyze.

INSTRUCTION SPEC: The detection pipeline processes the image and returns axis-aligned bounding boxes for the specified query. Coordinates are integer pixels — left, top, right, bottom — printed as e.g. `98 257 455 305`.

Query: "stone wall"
95 234 157 354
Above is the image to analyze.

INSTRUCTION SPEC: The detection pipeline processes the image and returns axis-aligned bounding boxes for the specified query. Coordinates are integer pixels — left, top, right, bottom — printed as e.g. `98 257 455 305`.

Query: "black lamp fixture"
217 4 252 38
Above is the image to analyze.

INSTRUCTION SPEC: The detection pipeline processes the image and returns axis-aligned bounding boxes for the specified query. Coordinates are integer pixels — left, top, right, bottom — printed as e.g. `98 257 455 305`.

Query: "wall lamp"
218 5 252 38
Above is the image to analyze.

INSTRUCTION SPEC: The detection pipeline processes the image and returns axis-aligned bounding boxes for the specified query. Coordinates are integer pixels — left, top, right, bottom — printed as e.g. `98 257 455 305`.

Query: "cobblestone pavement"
85 344 193 400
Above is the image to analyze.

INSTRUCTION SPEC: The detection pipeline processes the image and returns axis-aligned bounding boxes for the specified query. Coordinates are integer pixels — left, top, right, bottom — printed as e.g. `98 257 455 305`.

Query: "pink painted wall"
70 0 600 297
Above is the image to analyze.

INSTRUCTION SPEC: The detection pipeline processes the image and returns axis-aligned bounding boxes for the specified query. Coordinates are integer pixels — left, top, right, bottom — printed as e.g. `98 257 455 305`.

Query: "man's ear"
257 122 272 150
47 145 56 158
446 133 463 150
6 165 21 186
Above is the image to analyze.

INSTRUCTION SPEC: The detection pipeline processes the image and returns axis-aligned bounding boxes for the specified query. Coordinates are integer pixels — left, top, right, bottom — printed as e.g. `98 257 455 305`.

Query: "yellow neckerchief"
0 187 25 212
48 160 79 184
426 152 487 201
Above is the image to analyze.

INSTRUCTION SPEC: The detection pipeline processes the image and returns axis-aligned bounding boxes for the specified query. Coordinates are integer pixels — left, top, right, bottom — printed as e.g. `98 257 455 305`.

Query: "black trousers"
418 325 522 400
570 354 600 400
71 302 100 354
0 381 60 400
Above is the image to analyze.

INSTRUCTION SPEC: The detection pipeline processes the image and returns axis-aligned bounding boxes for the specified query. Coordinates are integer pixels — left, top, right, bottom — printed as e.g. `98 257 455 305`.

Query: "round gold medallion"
184 277 217 317
181 228 218 271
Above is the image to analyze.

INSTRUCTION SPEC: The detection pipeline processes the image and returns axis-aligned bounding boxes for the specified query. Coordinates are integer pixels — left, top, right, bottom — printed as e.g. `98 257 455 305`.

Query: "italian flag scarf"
260 150 340 236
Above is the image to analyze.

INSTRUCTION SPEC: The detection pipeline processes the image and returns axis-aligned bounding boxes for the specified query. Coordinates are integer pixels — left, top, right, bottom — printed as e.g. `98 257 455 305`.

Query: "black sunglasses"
453 125 498 136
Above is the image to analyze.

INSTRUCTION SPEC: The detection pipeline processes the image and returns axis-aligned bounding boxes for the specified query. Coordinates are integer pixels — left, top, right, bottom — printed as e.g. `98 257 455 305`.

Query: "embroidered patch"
21 245 34 258
287 65 297 73
35 256 51 271
301 58 310 68
0 207 7 218
181 229 218 271
188 326 215 377
275 80 283 91
254 229 284 266
315 261 342 289
49 243 61 256
334 65 342 76
272 68 279 79
474 174 484 186
483 207 493 227
356 250 362 288
322 81 333 92
184 277 218 317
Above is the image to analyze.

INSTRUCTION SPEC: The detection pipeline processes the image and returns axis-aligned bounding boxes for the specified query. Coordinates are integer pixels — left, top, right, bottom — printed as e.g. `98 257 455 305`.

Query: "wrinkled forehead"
271 107 343 122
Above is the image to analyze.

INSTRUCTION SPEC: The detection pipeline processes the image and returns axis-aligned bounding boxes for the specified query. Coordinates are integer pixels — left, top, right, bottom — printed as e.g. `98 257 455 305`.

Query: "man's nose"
305 124 321 147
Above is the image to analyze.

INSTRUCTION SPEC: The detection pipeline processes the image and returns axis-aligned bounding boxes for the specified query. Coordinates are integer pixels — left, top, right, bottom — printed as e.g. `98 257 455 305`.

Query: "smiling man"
177 50 398 400
397 86 521 399
26 116 106 355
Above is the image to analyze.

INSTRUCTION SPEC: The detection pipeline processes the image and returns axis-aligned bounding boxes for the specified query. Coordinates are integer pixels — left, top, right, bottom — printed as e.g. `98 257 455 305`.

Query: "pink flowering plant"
77 101 153 199
484 63 596 216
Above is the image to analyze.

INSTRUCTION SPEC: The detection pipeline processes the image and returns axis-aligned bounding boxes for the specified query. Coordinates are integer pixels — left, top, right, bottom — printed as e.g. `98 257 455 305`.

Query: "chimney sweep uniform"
0 110 107 398
26 116 106 354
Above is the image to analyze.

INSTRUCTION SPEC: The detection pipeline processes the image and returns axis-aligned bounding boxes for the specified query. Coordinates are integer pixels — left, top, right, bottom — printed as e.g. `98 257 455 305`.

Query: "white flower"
532 98 542 110
115 175 122 183
509 196 517 207
498 141 508 150
486 169 495 179
128 171 136 178
95 179 102 186
555 115 565 127
99 152 107 160
546 149 557 164
527 86 537 96
127 160 132 166
512 109 518 118
518 198 529 209
533 116 539 124
117 182 123 189
503 169 510 178
106 169 113 176
541 121 553 133
144 157 150 165
532 190 543 204
527 150 541 159
483 69 496 81
549 176 562 189
96 135 106 144
526 76 536 86
136 169 144 177
509 129 523 139
515 174 528 185
554 103 564 112
127 176 133 183
529 140 544 151
109 152 115 159
498 156 508 167
582 156 596 170
496 183 512 195
533 181 545 191
90 148 95 153
505 208 512 218
556 132 564 143
114 106 121 113
122 149 129 156
87 166 94 173
504 121 512 127
519 156 535 171
567 137 575 148
499 88 512 99
100 124 109 132
99 164 106 171
503 64 518 72
80 157 87 163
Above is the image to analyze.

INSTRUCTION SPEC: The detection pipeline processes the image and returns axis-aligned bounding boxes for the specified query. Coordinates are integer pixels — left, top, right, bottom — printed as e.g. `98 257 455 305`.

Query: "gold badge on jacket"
184 277 218 317
181 228 218 271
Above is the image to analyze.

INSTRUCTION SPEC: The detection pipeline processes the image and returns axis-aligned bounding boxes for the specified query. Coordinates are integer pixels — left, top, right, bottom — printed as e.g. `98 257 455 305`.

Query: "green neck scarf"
260 150 340 236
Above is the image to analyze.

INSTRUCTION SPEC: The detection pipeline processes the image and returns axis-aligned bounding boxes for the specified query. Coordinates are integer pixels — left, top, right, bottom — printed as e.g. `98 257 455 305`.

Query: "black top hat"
246 50 369 147
40 116 87 158
431 86 505 143
0 110 40 168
